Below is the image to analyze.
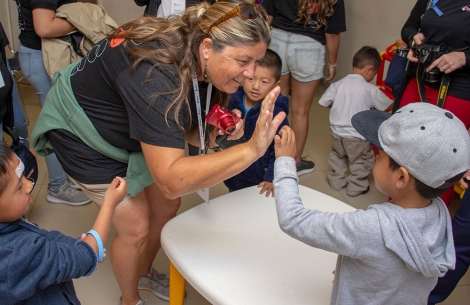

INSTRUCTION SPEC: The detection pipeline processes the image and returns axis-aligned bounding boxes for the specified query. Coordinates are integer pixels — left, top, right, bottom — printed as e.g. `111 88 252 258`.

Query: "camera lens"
425 68 441 83
219 116 237 134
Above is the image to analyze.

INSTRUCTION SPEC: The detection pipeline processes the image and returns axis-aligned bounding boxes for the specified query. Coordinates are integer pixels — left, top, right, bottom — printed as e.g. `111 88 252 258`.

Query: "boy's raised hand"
275 126 296 159
104 177 127 207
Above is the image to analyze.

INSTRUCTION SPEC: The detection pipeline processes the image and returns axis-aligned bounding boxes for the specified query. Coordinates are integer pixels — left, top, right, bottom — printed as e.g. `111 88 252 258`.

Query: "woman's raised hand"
248 86 286 157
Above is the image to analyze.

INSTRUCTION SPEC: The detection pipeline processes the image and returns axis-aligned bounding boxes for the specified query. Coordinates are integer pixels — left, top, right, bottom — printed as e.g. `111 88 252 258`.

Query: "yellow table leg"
170 261 186 305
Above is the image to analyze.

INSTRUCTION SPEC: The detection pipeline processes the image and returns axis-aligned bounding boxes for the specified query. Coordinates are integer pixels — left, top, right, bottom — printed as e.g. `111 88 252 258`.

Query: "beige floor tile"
303 134 332 172
440 284 470 305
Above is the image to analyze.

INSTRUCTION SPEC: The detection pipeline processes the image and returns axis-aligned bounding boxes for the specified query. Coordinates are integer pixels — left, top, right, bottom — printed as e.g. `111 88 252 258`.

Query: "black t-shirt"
263 0 346 45
401 0 470 101
15 0 76 50
49 38 207 183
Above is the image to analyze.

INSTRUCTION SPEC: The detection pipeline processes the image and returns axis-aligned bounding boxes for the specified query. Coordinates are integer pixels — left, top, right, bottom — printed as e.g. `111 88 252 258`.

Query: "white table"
161 185 356 305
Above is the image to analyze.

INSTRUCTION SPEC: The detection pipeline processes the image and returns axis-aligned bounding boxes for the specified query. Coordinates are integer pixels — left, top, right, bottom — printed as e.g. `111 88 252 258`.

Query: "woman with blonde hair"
32 1 284 304
263 0 346 175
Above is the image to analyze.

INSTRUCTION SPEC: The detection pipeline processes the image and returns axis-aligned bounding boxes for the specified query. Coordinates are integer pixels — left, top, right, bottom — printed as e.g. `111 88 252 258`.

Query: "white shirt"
157 0 186 17
318 74 393 139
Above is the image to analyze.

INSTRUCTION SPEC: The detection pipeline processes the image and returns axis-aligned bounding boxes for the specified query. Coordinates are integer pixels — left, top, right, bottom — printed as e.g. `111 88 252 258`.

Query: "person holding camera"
400 0 470 206
31 2 285 304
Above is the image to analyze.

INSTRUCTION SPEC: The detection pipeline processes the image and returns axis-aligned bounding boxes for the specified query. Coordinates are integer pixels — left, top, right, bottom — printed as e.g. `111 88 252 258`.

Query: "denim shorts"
269 28 325 82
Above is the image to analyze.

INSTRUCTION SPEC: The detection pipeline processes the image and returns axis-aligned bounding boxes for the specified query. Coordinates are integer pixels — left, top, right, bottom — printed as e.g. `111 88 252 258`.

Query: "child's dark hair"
389 157 464 199
257 49 282 81
0 141 16 195
353 46 381 71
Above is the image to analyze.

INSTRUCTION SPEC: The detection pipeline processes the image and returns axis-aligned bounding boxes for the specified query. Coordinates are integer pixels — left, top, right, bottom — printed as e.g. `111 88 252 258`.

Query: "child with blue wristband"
0 141 127 305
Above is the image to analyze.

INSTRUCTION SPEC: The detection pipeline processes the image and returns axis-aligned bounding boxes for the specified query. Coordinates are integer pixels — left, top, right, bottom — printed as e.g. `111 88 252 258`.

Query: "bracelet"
328 62 337 68
87 229 104 262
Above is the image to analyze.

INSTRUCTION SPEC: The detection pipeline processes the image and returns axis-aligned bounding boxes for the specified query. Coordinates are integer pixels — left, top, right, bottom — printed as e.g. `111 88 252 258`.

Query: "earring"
204 59 209 82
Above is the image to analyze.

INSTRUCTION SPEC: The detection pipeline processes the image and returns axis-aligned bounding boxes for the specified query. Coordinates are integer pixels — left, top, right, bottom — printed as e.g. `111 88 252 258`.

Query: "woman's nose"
243 62 256 79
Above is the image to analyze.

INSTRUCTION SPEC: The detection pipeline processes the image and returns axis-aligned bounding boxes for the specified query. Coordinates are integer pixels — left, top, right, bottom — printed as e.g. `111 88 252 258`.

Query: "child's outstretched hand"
104 177 127 207
258 181 274 197
274 126 296 159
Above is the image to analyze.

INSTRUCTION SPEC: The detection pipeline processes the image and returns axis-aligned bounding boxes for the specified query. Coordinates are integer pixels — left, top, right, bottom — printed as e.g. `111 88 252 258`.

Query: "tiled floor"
15 79 470 305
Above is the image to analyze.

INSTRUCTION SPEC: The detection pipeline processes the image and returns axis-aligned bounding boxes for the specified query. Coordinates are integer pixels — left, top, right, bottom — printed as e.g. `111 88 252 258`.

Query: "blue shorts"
269 28 325 82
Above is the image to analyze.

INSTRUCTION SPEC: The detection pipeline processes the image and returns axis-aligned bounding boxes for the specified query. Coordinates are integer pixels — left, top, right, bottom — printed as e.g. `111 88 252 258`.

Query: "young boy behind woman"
224 49 289 197
273 103 470 305
0 140 127 305
319 46 393 197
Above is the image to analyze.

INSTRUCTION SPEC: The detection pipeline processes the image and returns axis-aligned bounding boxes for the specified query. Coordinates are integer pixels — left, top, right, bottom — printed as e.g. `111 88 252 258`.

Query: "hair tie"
197 7 206 19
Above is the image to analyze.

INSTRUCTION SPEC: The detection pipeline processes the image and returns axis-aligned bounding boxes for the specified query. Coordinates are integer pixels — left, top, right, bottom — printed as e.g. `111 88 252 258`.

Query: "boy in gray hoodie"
272 103 470 305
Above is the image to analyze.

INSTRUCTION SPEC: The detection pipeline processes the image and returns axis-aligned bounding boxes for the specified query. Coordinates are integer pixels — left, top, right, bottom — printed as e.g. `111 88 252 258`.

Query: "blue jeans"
18 44 66 188
428 191 470 304
6 60 29 143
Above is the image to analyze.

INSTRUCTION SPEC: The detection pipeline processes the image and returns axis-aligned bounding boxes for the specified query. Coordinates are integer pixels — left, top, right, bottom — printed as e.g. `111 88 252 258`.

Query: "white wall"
335 0 415 80
97 0 145 26
2 0 416 79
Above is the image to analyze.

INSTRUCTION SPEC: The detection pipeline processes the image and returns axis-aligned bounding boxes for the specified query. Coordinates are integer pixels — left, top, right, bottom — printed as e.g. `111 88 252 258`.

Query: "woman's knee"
112 197 151 244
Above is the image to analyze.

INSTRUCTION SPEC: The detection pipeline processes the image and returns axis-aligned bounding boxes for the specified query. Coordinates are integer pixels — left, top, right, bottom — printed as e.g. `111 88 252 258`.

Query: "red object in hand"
205 104 240 135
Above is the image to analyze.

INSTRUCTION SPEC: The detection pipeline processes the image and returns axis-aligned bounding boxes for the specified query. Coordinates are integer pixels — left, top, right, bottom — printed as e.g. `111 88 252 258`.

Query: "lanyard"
192 76 213 154
426 0 443 16
192 76 213 204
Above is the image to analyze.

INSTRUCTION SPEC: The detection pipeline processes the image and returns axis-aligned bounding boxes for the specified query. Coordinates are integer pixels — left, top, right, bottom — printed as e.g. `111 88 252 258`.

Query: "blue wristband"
87 229 104 262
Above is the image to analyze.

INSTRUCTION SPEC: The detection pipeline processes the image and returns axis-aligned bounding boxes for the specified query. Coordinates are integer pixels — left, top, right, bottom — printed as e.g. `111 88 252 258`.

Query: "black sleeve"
401 0 427 44
465 50 470 68
115 62 188 149
325 0 346 34
134 0 149 6
30 0 74 10
262 0 276 16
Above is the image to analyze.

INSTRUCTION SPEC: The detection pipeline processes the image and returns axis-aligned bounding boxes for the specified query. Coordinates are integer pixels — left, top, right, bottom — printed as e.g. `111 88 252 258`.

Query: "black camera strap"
416 63 450 108
436 74 450 108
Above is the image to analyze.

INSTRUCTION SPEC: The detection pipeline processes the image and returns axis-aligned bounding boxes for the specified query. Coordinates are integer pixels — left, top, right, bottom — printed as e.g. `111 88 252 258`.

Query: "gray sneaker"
47 182 91 206
138 267 169 301
67 177 81 190
118 297 146 305
296 157 316 176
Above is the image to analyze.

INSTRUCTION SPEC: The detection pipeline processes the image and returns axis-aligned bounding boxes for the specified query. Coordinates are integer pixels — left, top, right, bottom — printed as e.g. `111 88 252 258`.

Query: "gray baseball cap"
352 103 470 188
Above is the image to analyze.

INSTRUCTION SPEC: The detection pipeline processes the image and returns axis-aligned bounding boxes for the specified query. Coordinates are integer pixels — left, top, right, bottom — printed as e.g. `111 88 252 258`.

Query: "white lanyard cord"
192 76 213 155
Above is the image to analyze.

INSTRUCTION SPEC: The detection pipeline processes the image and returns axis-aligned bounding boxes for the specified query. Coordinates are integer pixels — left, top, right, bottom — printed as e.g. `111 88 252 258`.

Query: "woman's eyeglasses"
205 3 268 37
25 176 35 194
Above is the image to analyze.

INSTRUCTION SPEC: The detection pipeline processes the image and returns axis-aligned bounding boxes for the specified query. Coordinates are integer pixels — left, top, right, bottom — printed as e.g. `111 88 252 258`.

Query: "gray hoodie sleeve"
273 157 361 257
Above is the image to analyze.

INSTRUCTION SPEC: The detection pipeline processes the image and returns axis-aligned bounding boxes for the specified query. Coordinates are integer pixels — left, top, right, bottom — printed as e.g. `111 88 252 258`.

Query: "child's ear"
275 80 281 87
395 167 411 190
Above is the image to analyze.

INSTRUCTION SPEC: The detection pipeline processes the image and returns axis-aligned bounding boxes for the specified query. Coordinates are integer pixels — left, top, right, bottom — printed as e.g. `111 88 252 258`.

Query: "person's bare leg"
109 191 150 305
279 73 291 97
289 78 321 163
141 183 181 274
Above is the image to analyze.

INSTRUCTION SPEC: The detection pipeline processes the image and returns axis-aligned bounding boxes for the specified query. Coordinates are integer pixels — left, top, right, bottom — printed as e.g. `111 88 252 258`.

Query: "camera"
395 47 409 58
205 104 240 135
411 42 447 83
